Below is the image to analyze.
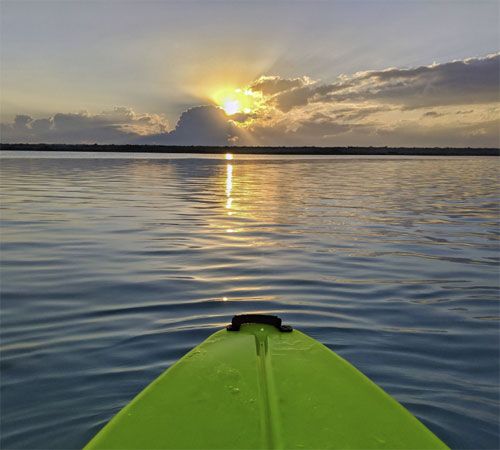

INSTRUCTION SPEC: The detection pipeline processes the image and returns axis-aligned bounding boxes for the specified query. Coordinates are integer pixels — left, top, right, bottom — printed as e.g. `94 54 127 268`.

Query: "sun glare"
223 100 240 115
214 88 261 115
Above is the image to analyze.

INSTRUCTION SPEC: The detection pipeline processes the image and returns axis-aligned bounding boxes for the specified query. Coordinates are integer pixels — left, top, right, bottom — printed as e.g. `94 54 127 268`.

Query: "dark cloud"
274 86 314 112
249 75 311 96
330 106 390 121
271 53 500 111
136 105 240 145
422 111 442 118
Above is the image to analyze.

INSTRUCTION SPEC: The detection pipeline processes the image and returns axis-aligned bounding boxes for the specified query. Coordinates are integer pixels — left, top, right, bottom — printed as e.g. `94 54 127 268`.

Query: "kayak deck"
85 317 447 449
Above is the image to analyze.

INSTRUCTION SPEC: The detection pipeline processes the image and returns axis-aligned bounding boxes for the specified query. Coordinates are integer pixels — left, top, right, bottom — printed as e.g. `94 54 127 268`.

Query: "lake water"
1 153 499 449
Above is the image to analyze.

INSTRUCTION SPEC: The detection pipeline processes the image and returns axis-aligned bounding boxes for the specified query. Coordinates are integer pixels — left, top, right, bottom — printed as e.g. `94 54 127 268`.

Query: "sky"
1 0 499 147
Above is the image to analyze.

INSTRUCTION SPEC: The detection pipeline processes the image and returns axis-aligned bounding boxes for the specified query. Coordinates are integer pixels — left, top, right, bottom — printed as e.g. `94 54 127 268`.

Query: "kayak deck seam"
254 332 282 450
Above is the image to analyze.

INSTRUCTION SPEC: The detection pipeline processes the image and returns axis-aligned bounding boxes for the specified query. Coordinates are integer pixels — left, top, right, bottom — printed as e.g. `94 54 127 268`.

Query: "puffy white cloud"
0 107 168 144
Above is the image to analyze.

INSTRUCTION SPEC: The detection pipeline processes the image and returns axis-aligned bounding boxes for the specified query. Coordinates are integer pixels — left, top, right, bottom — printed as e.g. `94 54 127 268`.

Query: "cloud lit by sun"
213 88 262 116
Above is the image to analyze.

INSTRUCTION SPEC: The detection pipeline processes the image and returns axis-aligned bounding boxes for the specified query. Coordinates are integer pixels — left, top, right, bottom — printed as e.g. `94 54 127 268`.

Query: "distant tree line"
0 143 498 156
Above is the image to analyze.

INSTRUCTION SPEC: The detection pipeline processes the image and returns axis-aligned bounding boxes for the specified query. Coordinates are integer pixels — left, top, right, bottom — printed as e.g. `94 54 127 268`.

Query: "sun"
223 99 241 115
213 88 260 115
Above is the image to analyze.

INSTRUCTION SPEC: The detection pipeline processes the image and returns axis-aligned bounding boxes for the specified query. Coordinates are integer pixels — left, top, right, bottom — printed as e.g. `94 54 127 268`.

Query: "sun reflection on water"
225 162 233 211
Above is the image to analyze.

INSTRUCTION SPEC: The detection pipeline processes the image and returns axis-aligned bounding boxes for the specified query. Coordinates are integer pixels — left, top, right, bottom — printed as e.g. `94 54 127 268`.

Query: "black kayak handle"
227 314 293 332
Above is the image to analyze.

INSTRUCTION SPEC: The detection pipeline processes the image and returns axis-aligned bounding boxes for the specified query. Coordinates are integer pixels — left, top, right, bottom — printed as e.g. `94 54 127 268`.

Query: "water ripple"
1 154 499 449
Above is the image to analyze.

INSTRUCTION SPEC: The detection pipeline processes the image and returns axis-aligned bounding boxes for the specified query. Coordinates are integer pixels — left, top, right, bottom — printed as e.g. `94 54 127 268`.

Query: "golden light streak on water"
226 163 233 212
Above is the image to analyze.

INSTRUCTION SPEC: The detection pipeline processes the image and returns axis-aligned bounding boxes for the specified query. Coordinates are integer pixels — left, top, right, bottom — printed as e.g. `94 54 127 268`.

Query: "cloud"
249 75 313 96
0 105 241 146
373 118 500 148
138 105 240 146
245 115 500 148
234 53 499 147
0 107 168 144
422 111 442 118
1 54 498 147
269 53 500 111
330 105 391 121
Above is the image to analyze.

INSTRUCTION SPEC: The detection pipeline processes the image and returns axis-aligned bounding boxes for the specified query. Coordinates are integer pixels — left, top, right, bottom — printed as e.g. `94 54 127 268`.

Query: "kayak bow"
85 314 448 449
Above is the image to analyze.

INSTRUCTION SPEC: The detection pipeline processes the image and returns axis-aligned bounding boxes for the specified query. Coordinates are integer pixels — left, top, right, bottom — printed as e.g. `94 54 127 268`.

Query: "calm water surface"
1 153 499 449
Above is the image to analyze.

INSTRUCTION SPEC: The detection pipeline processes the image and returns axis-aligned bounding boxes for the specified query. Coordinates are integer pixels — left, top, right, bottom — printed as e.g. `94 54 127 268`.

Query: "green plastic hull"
85 323 448 449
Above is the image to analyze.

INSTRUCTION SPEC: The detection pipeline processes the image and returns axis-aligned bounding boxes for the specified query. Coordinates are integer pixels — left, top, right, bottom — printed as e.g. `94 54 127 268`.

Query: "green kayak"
85 314 448 449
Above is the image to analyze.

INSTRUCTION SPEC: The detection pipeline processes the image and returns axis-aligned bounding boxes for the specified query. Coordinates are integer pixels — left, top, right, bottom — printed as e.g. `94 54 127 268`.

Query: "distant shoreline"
1 143 499 156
